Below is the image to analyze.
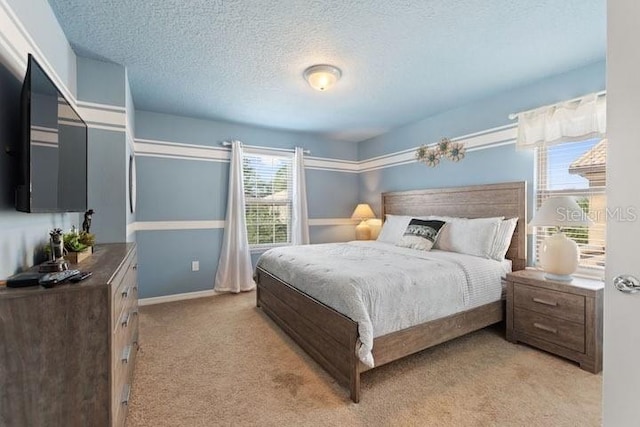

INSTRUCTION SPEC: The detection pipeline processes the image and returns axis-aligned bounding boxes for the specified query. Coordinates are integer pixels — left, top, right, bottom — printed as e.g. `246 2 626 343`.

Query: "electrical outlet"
191 261 199 272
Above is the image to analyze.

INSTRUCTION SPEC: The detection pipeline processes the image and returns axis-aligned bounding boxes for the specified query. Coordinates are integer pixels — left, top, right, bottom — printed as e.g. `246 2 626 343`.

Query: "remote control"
69 271 92 283
39 269 81 288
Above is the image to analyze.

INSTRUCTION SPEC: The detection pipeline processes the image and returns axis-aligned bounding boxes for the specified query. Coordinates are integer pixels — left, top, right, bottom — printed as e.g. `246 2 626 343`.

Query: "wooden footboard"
256 268 362 402
256 267 504 402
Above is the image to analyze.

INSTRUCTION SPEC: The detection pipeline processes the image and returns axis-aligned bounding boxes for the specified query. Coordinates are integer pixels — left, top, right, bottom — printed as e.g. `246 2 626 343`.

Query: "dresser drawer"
112 265 138 329
113 381 132 427
514 283 585 324
112 311 138 427
514 308 585 353
111 248 137 296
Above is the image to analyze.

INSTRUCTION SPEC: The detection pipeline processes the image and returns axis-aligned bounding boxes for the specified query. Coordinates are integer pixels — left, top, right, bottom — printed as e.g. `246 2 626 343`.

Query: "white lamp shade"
529 196 593 228
351 204 376 220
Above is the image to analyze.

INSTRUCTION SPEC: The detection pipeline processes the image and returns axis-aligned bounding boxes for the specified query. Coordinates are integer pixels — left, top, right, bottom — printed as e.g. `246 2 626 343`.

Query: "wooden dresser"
0 243 139 427
505 269 603 373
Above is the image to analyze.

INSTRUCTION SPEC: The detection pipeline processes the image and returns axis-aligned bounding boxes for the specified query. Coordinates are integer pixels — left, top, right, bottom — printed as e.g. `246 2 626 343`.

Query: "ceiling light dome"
304 64 342 91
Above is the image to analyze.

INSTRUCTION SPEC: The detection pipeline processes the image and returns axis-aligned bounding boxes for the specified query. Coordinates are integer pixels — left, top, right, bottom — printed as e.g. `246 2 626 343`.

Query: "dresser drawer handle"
532 297 558 307
121 345 132 364
121 286 130 298
121 384 131 406
121 312 130 328
533 322 558 334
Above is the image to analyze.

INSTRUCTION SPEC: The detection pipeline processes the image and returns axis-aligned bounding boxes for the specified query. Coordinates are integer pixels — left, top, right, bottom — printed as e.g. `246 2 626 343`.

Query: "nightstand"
505 269 604 373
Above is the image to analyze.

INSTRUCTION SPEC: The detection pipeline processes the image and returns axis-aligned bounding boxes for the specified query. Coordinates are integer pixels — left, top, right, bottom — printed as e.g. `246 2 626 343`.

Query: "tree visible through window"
535 138 607 272
243 150 293 247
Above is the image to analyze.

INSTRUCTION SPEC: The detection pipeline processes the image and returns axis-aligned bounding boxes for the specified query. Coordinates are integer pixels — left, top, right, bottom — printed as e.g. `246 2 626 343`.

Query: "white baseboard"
139 289 220 306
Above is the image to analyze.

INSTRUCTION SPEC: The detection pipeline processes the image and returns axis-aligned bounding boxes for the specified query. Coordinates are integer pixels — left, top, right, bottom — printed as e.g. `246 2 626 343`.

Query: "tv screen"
16 54 88 213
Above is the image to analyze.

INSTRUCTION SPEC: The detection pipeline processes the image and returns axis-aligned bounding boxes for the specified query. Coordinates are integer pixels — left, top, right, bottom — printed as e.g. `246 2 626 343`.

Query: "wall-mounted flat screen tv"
15 54 88 213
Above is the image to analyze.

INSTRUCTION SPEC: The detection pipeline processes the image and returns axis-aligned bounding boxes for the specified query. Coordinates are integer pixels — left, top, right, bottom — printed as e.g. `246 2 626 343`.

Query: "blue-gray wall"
134 110 359 298
358 60 606 160
358 61 607 208
77 56 129 244
0 1 79 279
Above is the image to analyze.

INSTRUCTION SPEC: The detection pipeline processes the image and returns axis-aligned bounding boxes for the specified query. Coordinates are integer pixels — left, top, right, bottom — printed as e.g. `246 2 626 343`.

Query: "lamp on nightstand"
351 203 376 240
529 196 593 281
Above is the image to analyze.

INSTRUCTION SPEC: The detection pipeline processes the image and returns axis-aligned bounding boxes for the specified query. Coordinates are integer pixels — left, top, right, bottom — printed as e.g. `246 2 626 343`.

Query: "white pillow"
376 215 414 244
488 218 518 261
431 216 503 259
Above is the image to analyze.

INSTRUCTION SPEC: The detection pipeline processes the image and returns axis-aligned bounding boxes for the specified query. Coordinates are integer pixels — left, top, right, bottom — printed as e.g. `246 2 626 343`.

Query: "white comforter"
257 241 510 368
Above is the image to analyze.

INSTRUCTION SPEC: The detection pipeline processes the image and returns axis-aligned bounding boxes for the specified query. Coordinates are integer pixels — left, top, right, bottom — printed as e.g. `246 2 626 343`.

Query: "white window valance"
515 93 606 149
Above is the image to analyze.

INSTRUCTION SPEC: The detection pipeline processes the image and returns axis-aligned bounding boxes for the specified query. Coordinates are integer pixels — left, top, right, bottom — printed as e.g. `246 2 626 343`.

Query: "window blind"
535 138 607 272
242 150 293 247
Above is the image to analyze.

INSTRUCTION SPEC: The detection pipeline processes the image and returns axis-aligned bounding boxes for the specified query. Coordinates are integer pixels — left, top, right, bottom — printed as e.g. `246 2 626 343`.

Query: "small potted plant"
63 226 96 264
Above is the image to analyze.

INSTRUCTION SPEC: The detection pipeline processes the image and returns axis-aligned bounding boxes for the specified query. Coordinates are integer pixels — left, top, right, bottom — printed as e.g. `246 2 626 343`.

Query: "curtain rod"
220 141 310 155
508 90 606 120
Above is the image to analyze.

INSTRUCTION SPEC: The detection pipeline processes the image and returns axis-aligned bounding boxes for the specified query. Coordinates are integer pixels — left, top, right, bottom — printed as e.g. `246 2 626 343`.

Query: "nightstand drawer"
514 308 585 353
514 284 585 324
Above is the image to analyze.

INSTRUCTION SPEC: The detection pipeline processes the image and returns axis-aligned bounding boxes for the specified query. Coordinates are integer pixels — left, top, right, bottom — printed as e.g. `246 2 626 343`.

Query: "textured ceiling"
47 0 605 142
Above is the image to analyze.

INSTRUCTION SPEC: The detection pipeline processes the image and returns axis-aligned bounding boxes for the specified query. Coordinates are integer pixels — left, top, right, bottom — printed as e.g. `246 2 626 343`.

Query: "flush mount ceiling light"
303 64 342 91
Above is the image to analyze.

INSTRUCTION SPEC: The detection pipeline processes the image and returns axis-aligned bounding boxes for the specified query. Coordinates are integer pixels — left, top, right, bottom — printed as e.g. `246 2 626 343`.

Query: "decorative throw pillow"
396 219 446 251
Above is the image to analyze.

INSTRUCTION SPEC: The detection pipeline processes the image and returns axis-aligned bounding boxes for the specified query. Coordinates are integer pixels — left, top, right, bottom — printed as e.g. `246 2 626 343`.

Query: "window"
243 149 293 248
535 138 607 274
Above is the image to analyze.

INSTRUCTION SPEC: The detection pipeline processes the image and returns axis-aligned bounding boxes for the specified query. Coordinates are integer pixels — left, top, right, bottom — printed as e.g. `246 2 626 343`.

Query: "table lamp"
351 203 376 240
529 196 593 281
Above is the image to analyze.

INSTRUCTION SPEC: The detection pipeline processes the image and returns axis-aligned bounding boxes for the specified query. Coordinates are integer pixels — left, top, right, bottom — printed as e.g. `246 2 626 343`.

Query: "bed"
255 182 527 402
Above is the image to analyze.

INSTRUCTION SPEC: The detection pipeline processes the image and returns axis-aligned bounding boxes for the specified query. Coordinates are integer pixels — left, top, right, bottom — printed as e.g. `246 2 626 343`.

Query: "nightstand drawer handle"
532 297 558 307
533 323 558 334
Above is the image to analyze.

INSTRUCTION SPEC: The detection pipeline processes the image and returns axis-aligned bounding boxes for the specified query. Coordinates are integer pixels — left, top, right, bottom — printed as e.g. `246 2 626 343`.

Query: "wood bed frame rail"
256 181 527 402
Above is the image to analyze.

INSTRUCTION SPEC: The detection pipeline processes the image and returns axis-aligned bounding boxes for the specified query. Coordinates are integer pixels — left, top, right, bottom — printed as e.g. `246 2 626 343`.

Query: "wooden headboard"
381 181 527 271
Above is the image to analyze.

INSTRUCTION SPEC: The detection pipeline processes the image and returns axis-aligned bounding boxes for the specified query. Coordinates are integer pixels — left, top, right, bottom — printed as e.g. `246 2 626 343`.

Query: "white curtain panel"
214 140 255 293
516 93 606 149
291 147 310 245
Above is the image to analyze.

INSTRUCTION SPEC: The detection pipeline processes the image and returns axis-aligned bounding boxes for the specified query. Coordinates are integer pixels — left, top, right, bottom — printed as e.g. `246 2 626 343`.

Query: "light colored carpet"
127 292 601 427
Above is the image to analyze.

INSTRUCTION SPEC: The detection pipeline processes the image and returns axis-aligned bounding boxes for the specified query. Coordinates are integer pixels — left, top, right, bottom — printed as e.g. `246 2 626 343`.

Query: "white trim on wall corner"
76 100 126 112
127 218 355 233
308 218 357 226
358 124 517 172
304 157 359 173
134 123 518 173
139 289 221 306
128 220 226 233
77 105 126 132
135 139 230 162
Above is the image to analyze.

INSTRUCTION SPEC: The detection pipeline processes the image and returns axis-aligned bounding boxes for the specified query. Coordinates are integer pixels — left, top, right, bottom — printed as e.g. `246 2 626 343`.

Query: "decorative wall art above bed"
415 137 466 167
